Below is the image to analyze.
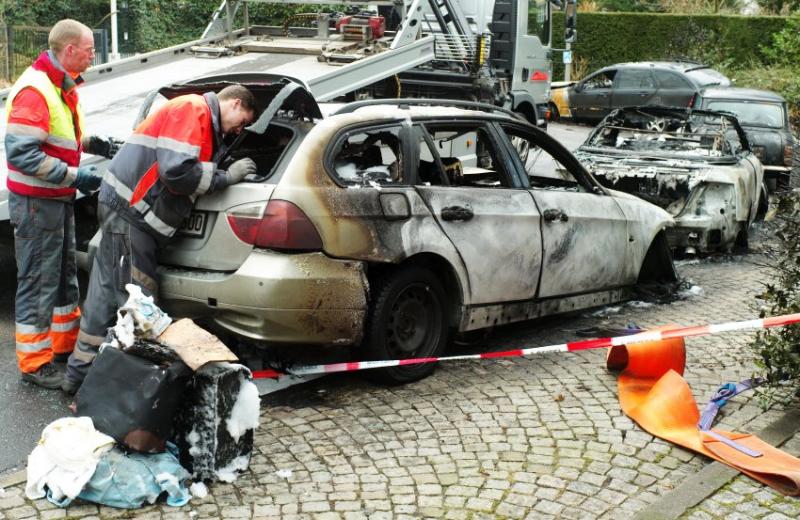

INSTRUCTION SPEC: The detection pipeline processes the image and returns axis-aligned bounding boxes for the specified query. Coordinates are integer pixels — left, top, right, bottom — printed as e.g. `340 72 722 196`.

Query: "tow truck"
1 0 566 251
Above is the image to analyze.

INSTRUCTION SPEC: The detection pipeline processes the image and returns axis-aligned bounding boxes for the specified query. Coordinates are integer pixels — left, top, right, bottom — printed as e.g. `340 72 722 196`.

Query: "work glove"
86 135 124 159
225 158 257 186
72 165 102 195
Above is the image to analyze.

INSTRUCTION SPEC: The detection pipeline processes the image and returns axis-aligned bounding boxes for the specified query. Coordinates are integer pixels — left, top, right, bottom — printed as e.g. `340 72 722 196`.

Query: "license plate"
178 211 207 238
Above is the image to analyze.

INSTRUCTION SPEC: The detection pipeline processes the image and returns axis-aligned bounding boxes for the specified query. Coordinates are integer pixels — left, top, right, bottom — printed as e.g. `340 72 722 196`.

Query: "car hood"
578 152 739 216
578 152 738 183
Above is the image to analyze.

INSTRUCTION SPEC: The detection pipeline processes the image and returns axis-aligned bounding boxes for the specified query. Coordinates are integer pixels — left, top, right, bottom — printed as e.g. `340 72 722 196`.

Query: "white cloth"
26 417 115 502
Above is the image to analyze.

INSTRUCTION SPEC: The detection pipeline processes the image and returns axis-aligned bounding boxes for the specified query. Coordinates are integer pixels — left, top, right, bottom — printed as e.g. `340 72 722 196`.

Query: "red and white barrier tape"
251 312 800 380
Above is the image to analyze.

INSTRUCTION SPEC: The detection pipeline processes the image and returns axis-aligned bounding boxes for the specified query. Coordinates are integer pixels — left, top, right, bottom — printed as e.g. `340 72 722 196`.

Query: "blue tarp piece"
49 442 191 508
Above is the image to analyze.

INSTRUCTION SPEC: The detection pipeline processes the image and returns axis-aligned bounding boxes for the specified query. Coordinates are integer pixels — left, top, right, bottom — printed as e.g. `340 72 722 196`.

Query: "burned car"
101 75 678 385
574 106 765 254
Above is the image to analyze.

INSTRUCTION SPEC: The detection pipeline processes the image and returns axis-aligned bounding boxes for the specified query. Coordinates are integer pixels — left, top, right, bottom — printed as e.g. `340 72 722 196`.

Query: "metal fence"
0 25 111 85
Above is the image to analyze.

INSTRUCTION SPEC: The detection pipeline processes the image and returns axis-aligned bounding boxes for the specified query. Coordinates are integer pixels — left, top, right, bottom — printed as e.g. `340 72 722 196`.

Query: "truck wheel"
361 266 449 385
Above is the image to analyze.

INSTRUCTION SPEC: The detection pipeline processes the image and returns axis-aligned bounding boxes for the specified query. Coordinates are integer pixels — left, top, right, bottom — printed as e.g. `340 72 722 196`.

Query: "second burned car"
92 75 678 385
573 106 765 254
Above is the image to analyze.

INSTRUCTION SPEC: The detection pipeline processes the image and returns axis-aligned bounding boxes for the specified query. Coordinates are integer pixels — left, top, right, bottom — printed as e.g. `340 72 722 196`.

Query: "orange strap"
130 162 159 206
607 334 800 495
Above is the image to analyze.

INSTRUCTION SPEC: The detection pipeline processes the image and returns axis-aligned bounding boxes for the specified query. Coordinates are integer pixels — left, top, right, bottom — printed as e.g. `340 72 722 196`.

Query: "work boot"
21 363 62 390
61 376 81 396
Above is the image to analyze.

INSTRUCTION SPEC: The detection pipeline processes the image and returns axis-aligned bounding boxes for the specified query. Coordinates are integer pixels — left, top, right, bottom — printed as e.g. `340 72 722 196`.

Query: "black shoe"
61 377 81 396
21 363 62 390
53 352 71 364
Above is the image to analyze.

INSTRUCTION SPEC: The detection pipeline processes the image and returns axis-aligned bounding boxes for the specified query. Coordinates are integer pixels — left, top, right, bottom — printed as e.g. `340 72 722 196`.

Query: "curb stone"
633 408 800 520
0 469 25 488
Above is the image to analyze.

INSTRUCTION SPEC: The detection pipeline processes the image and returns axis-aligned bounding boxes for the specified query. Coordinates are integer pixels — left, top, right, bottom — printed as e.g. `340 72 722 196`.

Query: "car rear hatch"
152 75 322 271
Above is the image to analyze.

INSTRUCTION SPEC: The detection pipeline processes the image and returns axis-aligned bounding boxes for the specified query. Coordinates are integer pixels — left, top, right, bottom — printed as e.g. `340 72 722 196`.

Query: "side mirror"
573 82 583 93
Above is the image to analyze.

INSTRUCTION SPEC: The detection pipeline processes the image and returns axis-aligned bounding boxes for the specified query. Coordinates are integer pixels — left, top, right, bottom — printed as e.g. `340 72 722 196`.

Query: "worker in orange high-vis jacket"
62 84 257 394
5 19 121 390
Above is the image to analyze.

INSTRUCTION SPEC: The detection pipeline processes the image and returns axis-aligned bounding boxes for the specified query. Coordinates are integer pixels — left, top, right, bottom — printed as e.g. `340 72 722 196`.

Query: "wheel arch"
512 100 539 126
367 253 465 328
637 230 678 284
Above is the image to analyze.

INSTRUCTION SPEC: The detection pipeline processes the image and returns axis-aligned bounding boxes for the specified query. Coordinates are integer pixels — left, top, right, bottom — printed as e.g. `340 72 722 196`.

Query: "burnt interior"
583 108 747 162
221 123 296 181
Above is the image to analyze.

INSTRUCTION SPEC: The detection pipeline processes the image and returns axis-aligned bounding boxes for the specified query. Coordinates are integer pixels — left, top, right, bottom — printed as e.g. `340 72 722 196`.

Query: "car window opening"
333 126 404 187
222 123 295 181
421 125 508 189
582 70 616 90
705 101 785 129
501 126 583 192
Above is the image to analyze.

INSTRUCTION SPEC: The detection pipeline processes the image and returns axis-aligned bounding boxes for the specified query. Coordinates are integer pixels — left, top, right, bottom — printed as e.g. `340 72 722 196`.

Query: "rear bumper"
158 251 368 346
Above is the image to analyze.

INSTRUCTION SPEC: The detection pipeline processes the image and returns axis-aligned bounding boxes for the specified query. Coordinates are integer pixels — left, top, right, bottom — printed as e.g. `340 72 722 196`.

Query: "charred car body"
574 106 765 254
90 75 677 384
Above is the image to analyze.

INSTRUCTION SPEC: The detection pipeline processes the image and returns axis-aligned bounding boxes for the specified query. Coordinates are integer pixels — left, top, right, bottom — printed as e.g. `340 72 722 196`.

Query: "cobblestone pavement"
1 252 798 519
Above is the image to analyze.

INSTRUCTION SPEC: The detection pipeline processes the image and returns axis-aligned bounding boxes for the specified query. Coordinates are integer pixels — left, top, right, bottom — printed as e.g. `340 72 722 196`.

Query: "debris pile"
25 284 260 509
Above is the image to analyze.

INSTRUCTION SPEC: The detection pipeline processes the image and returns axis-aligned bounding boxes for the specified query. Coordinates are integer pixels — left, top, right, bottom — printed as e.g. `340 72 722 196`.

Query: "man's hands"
72 165 102 195
225 158 257 185
86 136 124 159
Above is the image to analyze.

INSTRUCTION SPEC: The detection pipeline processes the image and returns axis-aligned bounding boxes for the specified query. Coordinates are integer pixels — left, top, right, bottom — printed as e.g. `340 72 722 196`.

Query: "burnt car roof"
581 106 751 160
603 61 716 73
698 87 786 103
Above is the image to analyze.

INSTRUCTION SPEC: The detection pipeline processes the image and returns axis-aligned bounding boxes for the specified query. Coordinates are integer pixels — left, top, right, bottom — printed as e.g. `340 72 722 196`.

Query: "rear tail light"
688 93 697 108
226 200 323 251
784 144 794 167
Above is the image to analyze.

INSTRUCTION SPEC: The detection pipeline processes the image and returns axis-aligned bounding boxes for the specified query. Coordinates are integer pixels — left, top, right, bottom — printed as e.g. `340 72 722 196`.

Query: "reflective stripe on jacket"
4 52 85 199
99 93 226 240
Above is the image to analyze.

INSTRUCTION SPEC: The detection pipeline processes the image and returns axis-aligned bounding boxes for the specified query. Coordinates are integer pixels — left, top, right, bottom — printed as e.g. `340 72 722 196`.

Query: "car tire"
361 266 449 385
548 102 560 122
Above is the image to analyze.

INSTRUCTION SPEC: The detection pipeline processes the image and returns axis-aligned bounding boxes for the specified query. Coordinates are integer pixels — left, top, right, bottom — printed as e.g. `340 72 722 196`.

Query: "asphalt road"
0 252 75 475
0 122 593 476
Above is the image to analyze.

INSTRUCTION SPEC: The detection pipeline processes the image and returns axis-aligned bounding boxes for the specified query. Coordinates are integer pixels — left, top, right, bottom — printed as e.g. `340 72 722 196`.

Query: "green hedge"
550 12 791 80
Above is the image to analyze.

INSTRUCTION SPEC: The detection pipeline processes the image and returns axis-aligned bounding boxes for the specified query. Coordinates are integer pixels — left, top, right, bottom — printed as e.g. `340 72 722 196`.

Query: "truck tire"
361 266 449 385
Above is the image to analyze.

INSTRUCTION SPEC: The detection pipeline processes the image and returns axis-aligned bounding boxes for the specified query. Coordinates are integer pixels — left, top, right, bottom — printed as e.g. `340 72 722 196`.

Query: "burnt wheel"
361 267 449 385
548 102 560 122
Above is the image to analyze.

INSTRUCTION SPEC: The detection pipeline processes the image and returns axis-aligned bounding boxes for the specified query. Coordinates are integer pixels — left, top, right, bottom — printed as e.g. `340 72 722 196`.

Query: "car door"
570 68 616 121
498 122 633 298
652 70 696 108
611 68 657 110
412 121 543 305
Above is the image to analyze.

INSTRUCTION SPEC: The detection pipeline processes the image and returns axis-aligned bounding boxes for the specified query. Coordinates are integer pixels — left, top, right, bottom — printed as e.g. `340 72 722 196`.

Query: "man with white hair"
5 19 119 389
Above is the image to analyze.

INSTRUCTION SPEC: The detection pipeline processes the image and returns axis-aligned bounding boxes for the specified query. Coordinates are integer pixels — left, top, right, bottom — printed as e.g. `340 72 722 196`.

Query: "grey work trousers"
65 203 159 385
9 193 80 373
